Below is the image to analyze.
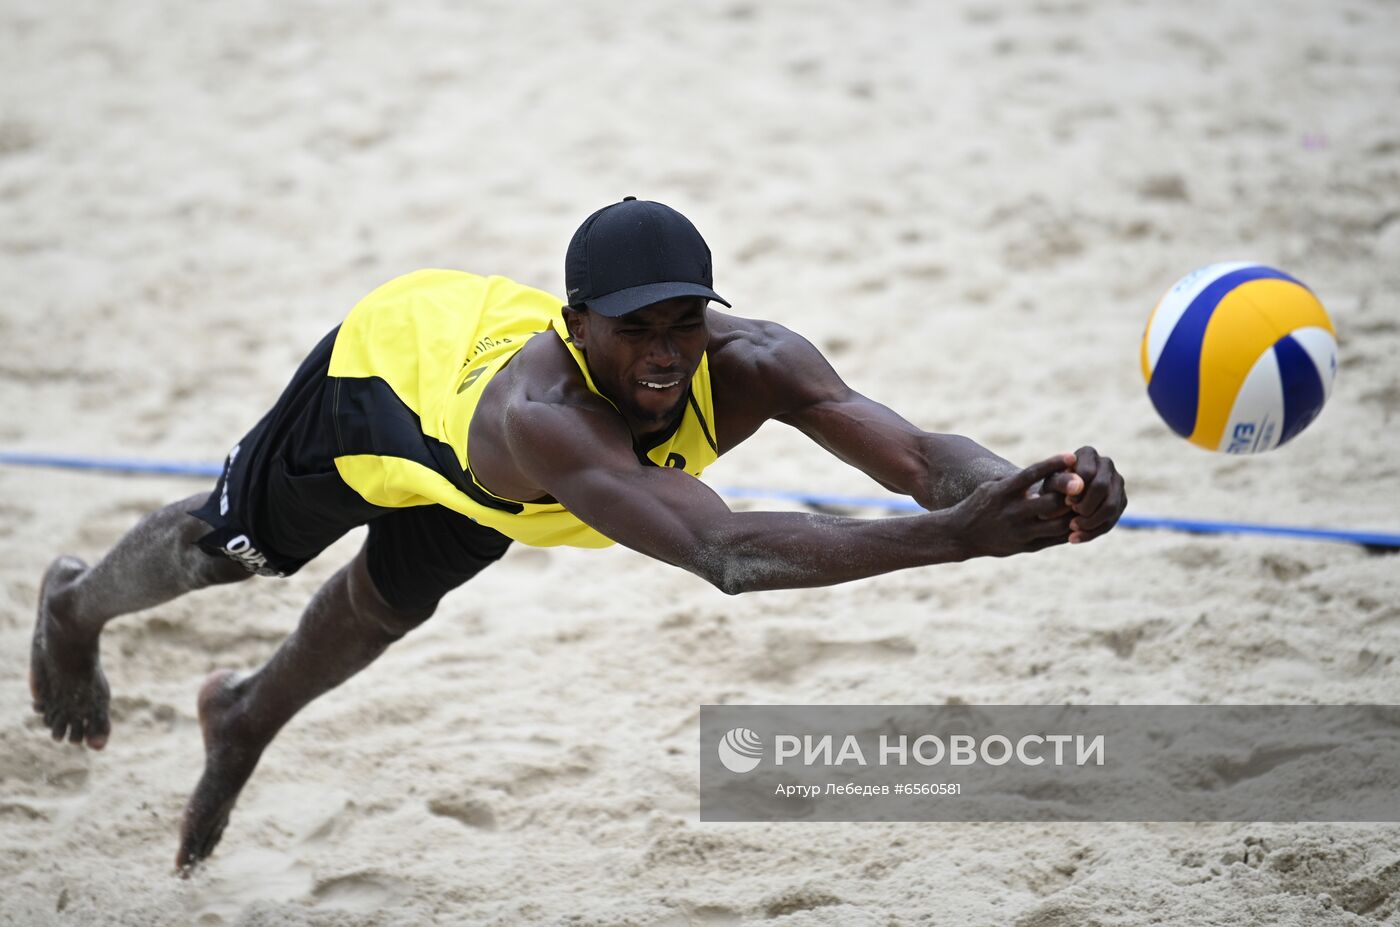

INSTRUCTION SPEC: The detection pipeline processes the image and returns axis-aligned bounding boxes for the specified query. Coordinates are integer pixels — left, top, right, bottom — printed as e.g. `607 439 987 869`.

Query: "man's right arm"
505 397 1078 594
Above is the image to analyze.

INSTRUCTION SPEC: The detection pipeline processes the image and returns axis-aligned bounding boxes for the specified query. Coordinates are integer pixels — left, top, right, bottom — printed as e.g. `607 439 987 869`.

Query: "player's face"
572 297 710 431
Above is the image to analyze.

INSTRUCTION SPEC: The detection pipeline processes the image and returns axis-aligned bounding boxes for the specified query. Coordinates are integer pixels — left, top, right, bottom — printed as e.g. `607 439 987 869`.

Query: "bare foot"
177 670 265 874
31 556 111 749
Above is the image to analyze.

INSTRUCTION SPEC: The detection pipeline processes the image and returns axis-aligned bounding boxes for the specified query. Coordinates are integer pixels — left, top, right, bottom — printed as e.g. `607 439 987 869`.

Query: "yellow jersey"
325 270 720 547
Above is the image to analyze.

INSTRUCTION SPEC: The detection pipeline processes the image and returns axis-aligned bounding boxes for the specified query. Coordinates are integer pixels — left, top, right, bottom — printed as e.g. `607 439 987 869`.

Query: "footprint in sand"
1089 618 1170 659
427 794 497 830
223 781 362 851
1013 899 1100 927
490 754 596 798
189 847 312 924
312 872 402 911
762 886 844 918
1262 837 1400 917
1258 553 1313 582
107 694 180 732
0 729 90 793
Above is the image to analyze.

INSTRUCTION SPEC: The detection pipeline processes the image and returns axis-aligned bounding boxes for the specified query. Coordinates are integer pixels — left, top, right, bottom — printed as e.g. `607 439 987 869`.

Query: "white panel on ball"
1285 326 1339 402
1144 261 1257 373
1221 349 1285 454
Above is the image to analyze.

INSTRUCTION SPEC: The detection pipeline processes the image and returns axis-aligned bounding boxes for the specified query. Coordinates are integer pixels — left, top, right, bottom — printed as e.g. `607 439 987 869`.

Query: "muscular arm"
728 319 1126 540
504 393 1074 594
722 319 1023 510
791 398 1018 511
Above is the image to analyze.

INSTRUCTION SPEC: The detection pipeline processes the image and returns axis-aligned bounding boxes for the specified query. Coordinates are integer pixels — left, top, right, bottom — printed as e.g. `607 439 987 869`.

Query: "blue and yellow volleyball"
1140 263 1337 454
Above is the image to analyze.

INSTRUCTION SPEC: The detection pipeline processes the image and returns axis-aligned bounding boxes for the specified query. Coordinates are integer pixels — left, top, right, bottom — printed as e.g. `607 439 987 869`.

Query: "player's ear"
561 304 589 348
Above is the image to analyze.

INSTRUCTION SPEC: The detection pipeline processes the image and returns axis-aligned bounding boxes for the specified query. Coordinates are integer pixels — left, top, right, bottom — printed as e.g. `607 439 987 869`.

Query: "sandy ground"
3 0 1400 924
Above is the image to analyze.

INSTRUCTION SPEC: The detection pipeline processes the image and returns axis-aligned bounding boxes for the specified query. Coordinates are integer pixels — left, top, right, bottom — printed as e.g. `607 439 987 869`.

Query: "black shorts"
190 327 512 613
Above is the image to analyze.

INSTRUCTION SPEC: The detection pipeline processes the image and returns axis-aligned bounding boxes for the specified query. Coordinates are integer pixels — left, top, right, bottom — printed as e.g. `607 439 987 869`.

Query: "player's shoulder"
706 310 827 379
706 310 791 343
496 327 615 418
473 331 627 484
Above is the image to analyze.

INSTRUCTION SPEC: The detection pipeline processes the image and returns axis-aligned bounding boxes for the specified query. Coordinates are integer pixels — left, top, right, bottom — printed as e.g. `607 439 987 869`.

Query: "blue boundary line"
0 452 224 478
713 486 1400 549
2 451 1397 549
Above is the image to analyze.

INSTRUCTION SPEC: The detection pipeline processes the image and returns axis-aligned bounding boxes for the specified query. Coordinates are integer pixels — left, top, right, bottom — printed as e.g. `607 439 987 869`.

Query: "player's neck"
625 400 687 453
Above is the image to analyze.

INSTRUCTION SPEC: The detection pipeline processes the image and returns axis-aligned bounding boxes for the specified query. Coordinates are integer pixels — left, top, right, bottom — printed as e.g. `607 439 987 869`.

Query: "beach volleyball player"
29 198 1126 869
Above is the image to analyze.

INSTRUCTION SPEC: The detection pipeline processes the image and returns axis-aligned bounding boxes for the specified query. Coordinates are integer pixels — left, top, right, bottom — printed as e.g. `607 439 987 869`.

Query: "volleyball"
1140 263 1337 454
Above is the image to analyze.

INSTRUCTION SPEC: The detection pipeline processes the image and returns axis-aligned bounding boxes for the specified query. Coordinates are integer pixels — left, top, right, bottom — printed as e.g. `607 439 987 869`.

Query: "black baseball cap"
564 197 730 317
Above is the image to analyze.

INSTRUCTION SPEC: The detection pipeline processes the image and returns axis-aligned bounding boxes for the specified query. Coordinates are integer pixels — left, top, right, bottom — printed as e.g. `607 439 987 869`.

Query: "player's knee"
347 556 436 640
375 601 438 640
361 589 438 640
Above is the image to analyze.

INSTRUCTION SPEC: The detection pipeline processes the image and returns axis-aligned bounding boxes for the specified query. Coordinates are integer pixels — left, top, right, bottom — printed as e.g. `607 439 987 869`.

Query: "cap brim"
584 281 731 317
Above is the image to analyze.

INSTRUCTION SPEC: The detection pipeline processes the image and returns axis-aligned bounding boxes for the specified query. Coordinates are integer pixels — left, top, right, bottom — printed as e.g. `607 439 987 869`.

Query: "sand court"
3 0 1400 923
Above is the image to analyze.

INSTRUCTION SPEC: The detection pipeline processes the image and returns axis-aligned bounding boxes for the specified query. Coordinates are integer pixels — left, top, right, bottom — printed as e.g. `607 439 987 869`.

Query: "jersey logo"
665 452 687 469
221 534 284 577
456 367 487 394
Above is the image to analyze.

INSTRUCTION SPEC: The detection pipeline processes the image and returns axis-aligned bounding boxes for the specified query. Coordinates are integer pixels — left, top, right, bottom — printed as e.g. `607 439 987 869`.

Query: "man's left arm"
753 322 1126 543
